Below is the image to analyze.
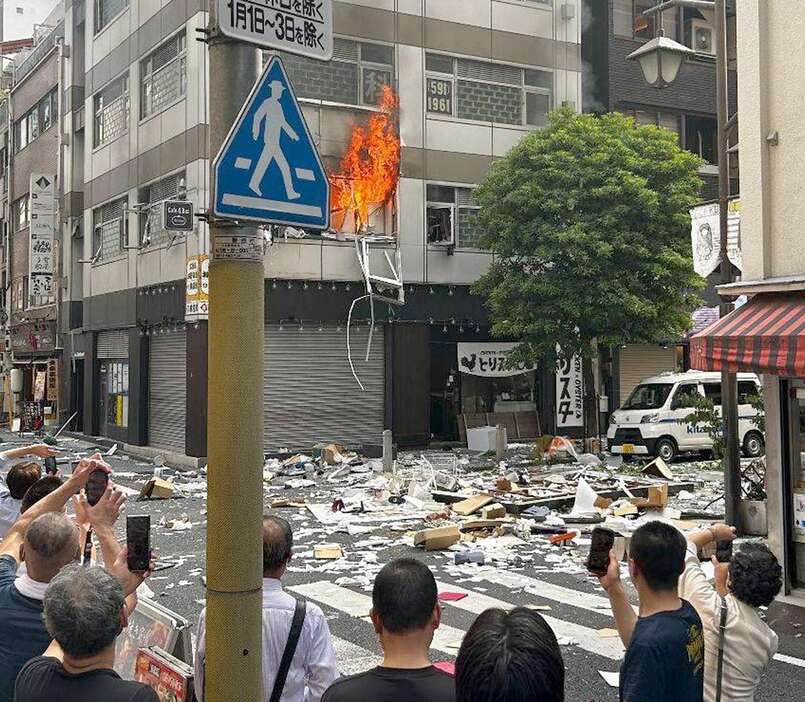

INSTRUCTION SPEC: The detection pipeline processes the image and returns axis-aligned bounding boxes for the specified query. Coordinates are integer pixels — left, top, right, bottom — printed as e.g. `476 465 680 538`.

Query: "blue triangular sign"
213 56 330 230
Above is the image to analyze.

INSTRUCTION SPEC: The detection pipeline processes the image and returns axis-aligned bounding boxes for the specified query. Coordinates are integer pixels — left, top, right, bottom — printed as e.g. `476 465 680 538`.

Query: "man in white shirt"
680 524 782 702
195 516 338 702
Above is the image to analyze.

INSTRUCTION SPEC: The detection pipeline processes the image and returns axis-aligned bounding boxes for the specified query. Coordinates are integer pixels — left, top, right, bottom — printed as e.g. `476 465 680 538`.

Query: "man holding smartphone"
593 520 704 702
680 524 781 701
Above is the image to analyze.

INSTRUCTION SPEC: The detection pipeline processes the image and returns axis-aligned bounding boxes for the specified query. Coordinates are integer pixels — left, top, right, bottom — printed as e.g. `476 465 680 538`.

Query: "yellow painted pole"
204 8 263 701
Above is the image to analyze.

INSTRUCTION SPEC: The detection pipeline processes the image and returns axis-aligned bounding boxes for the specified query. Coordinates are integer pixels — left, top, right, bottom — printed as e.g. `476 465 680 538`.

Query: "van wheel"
655 438 677 463
743 431 765 458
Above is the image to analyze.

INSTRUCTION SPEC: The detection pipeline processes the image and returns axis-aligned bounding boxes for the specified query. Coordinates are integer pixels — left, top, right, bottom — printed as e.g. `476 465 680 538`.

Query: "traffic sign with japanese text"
218 0 333 61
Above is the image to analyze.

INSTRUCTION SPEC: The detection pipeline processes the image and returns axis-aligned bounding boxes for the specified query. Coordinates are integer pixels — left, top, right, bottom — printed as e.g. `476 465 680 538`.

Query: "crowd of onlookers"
0 443 786 702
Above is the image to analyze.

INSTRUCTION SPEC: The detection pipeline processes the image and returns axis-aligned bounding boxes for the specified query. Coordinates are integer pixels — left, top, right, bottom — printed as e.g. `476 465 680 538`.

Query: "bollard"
382 429 394 472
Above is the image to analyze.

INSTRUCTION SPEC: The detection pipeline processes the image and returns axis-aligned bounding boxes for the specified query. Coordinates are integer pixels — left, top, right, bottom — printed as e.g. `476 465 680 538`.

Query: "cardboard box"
467 426 497 453
642 457 673 480
452 494 494 516
314 544 343 560
138 478 174 500
414 525 461 551
481 503 506 519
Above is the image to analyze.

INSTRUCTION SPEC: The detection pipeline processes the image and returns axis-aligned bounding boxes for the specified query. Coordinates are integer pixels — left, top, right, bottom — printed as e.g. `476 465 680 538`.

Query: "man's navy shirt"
620 599 705 702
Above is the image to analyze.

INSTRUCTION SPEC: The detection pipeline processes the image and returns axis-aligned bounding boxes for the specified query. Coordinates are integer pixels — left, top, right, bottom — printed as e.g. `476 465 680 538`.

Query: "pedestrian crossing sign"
213 56 330 230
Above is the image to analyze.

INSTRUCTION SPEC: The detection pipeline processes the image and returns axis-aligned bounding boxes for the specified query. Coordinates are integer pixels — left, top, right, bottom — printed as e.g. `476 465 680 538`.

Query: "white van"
607 370 764 462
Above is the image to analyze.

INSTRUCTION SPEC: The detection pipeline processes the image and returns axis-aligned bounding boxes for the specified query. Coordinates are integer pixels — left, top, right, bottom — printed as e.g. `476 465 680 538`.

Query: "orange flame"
329 86 400 232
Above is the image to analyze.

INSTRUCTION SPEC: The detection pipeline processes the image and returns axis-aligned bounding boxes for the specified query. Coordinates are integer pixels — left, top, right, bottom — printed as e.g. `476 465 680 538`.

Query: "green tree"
681 393 724 459
472 109 704 432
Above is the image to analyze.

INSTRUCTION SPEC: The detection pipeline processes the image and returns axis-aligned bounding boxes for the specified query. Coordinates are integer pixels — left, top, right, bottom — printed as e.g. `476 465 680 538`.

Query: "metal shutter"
97 330 129 359
264 325 385 450
618 345 677 404
148 331 187 452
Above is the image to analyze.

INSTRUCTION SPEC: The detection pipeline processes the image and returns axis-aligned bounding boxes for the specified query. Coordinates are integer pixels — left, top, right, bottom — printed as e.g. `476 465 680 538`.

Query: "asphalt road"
6 435 804 701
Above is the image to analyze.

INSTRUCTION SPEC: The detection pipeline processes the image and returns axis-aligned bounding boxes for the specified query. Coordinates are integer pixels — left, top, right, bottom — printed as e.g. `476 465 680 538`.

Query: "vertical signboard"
29 174 56 307
555 346 584 429
185 254 210 320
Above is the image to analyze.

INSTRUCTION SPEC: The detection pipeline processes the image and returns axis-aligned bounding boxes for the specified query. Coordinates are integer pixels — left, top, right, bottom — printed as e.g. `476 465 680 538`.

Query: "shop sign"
689 199 742 277
11 322 56 354
555 346 584 429
457 343 535 378
29 174 56 307
185 254 209 320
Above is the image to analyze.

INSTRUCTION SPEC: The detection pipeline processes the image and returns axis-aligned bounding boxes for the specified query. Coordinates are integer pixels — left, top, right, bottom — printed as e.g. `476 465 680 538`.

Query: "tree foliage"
681 393 724 459
473 109 705 365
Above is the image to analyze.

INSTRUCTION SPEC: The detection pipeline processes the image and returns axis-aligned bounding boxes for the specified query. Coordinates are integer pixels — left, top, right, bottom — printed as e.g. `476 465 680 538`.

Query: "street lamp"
627 32 695 88
629 0 743 532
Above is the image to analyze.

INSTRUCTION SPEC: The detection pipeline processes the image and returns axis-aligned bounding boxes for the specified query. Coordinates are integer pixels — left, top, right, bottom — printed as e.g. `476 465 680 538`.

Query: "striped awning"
690 293 805 377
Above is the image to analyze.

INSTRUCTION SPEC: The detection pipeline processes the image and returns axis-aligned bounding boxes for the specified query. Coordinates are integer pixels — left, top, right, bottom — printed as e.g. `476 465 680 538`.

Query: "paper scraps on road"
571 477 598 515
599 670 620 687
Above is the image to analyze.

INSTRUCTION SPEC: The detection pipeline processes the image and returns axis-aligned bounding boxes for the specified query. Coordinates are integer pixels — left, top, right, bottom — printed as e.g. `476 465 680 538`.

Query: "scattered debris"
138 477 175 500
414 525 461 551
314 544 344 560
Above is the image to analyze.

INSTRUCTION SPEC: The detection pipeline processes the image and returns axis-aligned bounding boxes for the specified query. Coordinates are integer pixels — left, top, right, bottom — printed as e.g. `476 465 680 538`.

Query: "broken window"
685 115 718 164
426 185 485 249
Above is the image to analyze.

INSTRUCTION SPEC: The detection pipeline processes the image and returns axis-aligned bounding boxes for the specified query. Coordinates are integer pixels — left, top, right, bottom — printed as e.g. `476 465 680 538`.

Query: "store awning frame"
690 293 805 377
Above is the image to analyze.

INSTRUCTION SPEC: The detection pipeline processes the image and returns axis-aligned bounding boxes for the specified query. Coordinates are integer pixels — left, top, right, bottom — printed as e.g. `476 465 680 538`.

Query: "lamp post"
629 0 742 531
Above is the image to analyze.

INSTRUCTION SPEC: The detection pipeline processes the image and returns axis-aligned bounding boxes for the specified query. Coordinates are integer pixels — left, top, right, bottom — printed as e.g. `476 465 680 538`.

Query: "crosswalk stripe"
774 653 805 669
468 567 618 615
331 636 381 675
434 580 624 661
289 581 466 654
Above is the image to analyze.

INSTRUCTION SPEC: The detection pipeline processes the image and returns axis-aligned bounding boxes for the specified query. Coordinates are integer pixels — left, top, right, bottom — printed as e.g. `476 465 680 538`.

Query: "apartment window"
141 31 187 118
685 115 717 164
95 0 128 34
614 0 678 40
13 89 58 153
12 195 29 231
426 184 484 249
92 197 127 262
620 108 681 142
94 73 129 147
279 38 394 107
426 54 552 128
140 171 187 247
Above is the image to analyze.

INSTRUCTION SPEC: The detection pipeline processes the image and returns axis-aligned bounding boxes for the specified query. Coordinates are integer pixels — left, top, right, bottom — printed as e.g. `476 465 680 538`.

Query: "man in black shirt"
322 558 454 702
15 562 157 702
594 520 704 702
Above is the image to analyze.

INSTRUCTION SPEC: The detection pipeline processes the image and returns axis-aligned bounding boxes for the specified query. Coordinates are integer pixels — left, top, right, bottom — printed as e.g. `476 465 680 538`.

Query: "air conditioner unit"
691 18 715 55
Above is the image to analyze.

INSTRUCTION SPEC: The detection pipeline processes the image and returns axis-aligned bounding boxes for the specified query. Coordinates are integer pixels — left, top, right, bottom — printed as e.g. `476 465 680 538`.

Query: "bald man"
196 516 338 702
0 458 105 702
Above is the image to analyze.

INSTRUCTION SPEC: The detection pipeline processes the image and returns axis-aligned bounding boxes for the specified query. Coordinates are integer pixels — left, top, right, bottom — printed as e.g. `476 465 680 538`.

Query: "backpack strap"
269 599 307 702
715 596 728 702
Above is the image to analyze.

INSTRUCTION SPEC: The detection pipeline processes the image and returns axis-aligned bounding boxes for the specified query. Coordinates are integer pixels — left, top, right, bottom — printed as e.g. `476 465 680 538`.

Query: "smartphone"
586 527 617 576
716 539 733 563
85 469 109 507
44 456 58 475
127 515 151 573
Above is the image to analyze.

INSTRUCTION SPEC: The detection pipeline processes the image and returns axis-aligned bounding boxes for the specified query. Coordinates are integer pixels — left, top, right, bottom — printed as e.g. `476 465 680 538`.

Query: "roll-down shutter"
618 344 677 405
263 325 385 450
148 331 187 452
97 330 129 359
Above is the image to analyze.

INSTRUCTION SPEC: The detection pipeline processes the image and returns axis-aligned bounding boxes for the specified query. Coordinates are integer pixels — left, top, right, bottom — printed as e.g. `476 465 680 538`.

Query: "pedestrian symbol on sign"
213 56 330 230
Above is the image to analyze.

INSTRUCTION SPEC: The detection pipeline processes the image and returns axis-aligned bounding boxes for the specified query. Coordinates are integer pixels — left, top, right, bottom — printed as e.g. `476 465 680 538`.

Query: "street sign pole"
204 5 264 701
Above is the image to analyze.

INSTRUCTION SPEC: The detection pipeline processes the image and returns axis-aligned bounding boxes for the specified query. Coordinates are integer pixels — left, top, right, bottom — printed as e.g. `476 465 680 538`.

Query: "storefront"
690 291 805 594
97 330 130 442
148 329 188 453
10 320 60 426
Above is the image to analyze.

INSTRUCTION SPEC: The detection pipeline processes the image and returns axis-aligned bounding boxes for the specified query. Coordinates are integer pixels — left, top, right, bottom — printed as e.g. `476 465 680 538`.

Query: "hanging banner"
689 199 741 278
457 342 535 378
555 346 584 429
29 173 56 307
185 254 209 320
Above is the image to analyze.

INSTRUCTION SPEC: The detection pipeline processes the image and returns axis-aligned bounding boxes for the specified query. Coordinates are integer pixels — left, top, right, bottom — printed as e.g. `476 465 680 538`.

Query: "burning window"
329 86 400 234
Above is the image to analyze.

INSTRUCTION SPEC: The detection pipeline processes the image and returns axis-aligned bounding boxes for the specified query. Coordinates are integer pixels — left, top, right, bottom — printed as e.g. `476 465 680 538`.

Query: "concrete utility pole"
204 3 264 700
714 0 741 530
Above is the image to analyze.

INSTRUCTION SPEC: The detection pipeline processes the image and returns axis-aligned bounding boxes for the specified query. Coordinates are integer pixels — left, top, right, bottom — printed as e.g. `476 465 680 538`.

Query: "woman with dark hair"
681 524 782 702
455 607 564 702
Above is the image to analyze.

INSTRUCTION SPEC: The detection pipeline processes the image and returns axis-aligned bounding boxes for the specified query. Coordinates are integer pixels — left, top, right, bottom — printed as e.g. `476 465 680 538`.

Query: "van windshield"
622 383 673 410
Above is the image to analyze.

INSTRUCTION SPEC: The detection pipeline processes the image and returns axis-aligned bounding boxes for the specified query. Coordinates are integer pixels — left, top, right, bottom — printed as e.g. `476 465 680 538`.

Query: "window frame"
426 182 484 250
94 0 129 36
92 197 128 264
13 88 58 153
424 52 553 129
139 170 188 249
614 0 680 41
12 195 29 232
140 30 188 120
93 72 130 148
